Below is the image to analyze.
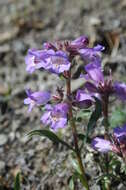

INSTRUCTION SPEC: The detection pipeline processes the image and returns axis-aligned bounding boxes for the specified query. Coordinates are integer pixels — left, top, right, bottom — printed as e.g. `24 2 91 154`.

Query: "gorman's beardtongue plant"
24 35 126 190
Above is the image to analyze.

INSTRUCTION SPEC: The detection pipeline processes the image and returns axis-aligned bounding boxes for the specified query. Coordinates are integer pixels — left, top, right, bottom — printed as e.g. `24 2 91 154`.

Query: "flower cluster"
92 125 126 159
25 36 104 75
24 35 126 142
24 36 105 131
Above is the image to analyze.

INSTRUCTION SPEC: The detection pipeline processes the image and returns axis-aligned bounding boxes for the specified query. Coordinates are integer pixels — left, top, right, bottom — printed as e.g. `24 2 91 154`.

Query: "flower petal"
92 137 112 153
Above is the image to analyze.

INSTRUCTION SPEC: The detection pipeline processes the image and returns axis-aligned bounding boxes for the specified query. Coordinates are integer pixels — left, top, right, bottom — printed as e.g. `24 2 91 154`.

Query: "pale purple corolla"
78 44 105 64
92 137 112 153
41 103 69 131
25 49 50 73
25 49 71 74
92 125 126 158
24 89 51 112
25 36 105 76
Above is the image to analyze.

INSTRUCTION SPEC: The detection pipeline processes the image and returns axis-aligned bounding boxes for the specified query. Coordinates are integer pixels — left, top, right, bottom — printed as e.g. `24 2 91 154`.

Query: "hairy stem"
66 71 89 190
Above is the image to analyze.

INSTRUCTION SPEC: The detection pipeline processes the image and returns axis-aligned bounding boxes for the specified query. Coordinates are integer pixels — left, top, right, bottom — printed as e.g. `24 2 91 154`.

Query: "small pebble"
0 134 8 146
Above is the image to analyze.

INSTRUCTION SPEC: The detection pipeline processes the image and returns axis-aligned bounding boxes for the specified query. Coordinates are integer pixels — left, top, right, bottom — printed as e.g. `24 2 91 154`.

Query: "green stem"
66 71 89 190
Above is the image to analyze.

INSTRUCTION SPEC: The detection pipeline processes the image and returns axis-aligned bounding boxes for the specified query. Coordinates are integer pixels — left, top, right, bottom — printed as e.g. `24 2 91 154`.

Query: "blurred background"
0 0 126 189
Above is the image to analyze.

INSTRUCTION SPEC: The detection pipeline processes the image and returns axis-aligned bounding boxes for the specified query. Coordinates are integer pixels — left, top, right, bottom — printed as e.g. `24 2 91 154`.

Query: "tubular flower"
78 45 105 64
25 49 71 74
92 137 112 153
24 89 50 112
25 49 51 73
25 36 105 75
76 89 95 108
92 125 126 159
41 103 69 131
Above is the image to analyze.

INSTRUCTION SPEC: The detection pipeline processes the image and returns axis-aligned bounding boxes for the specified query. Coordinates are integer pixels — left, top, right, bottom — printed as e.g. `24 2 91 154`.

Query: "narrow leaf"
69 176 75 190
14 173 20 190
85 98 102 142
71 158 81 174
28 129 74 151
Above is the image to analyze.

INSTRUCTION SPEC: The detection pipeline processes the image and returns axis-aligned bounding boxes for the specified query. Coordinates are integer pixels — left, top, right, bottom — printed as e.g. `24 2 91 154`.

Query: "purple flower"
114 82 126 101
76 89 94 108
76 62 104 106
24 89 50 112
92 137 112 153
41 103 69 131
114 125 126 143
25 49 50 73
78 45 104 63
25 49 70 74
92 125 126 159
47 51 71 74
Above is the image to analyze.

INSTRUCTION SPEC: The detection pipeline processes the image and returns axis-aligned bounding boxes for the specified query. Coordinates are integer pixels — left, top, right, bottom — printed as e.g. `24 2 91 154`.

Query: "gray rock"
0 134 8 146
0 161 5 172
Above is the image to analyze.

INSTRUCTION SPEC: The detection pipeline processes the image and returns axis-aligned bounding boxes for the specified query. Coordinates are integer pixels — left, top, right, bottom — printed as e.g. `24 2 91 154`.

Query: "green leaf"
69 176 75 190
28 129 75 151
85 98 102 142
14 173 20 190
71 158 89 190
71 158 81 174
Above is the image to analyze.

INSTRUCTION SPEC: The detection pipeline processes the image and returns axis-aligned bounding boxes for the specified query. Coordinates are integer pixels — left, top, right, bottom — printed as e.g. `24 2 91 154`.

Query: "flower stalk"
66 70 89 190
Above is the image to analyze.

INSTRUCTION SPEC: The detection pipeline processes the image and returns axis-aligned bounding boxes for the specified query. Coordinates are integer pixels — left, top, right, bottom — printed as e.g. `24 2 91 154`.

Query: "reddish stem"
66 70 89 190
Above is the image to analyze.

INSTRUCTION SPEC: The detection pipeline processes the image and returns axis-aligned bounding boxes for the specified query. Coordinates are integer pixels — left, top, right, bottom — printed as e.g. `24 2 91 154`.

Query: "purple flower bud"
92 137 112 153
24 89 50 112
69 35 89 49
41 103 69 131
114 82 126 101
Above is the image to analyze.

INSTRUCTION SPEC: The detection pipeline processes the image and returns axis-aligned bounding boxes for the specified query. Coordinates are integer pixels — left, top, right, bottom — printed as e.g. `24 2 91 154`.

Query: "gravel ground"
0 0 126 189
